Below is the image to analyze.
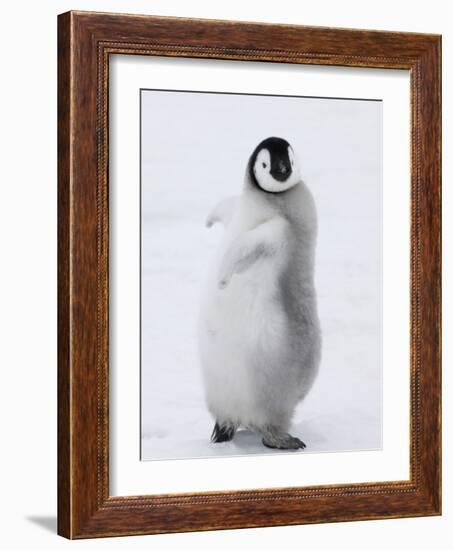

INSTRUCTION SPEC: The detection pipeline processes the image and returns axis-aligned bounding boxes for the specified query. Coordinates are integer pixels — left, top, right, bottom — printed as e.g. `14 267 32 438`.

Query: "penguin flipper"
206 196 239 228
218 216 289 288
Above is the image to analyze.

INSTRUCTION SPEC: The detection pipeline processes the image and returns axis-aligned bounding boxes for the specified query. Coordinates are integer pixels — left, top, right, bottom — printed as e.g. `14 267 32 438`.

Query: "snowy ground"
141 90 382 460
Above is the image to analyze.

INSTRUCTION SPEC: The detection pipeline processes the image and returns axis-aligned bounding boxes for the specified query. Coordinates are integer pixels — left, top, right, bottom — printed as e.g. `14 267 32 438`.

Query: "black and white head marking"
248 137 300 193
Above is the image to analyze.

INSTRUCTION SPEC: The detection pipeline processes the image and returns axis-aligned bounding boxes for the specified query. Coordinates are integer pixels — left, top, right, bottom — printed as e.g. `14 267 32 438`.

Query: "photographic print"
58 13 441 537
140 89 382 460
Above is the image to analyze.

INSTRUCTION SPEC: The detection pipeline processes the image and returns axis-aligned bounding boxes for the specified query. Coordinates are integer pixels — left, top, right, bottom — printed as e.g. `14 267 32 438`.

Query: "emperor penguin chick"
198 137 321 450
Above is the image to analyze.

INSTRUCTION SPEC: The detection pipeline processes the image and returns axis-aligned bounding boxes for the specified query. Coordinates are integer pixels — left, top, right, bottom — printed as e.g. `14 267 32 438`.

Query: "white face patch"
253 146 300 193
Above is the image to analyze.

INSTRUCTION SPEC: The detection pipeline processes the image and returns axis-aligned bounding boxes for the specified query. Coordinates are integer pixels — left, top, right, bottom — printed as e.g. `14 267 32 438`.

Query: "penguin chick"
198 137 321 450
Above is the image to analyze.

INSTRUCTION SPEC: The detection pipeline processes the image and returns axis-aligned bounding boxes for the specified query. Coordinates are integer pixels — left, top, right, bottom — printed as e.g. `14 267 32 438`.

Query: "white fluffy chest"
201 196 290 346
201 241 288 357
198 253 289 424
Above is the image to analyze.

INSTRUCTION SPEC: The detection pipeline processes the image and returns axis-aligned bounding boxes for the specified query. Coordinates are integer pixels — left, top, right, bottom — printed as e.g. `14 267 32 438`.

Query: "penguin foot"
261 429 306 450
211 422 236 443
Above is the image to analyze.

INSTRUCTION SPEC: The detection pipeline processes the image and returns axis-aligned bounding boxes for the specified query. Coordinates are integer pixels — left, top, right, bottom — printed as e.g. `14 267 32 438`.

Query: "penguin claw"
294 438 307 450
211 422 236 443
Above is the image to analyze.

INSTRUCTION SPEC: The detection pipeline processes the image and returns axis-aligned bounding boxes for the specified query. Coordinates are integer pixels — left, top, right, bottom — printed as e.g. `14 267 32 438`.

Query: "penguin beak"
272 162 292 182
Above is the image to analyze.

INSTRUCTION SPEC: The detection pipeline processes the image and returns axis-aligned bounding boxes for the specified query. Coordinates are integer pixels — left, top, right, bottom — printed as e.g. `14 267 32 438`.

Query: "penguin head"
249 137 300 193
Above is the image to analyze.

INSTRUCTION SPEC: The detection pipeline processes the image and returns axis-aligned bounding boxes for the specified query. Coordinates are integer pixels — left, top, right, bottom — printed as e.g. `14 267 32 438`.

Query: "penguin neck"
242 172 305 221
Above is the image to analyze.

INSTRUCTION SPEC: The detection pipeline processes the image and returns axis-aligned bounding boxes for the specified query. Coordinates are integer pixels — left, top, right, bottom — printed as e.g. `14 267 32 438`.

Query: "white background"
111 59 410 496
0 0 449 548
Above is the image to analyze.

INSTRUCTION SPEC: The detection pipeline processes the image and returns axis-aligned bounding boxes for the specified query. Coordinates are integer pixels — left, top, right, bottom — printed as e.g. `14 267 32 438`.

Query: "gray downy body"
199 149 321 450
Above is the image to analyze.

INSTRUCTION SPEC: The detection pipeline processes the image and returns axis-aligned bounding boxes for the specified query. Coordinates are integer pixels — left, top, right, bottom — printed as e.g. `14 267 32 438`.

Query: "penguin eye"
262 162 267 169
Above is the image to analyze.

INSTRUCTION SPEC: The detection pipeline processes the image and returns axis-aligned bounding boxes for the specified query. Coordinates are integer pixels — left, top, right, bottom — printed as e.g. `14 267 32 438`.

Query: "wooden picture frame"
58 10 441 539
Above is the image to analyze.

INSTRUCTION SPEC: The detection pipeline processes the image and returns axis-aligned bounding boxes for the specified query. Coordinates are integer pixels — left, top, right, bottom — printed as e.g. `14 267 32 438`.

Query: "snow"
140 90 382 460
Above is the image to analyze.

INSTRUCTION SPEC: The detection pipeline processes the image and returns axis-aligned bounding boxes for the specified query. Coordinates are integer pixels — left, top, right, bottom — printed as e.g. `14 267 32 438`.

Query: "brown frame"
58 10 441 539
